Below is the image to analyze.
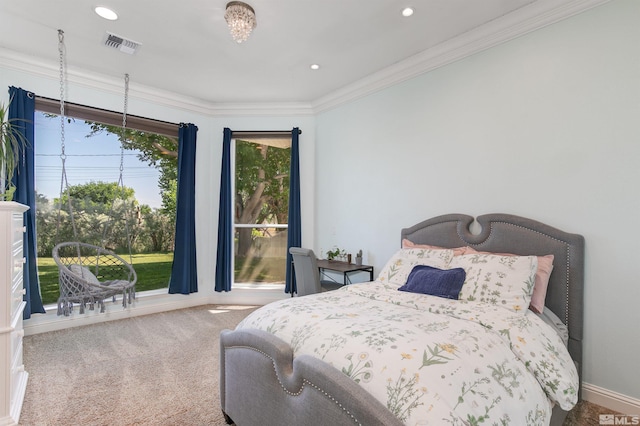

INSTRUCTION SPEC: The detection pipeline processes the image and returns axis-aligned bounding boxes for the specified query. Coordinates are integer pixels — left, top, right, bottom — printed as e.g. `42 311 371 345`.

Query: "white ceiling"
0 0 608 110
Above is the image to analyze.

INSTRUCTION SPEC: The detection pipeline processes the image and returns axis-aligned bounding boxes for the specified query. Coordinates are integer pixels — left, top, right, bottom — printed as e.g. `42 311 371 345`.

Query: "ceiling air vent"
104 32 141 55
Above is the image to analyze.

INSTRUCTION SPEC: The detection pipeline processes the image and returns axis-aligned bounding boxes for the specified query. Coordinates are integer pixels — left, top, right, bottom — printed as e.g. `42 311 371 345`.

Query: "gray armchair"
289 247 343 296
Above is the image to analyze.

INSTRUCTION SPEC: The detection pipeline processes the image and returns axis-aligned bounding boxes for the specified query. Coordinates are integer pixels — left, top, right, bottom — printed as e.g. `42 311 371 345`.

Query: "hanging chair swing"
54 242 137 315
53 29 137 316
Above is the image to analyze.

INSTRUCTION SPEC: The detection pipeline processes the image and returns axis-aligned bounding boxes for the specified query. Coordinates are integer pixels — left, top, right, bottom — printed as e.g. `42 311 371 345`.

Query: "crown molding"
311 0 613 113
0 48 314 117
1 0 611 117
207 102 315 117
0 48 208 114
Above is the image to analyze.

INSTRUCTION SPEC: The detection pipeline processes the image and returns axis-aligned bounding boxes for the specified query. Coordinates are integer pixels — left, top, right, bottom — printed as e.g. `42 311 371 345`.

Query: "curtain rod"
232 129 301 137
35 96 180 138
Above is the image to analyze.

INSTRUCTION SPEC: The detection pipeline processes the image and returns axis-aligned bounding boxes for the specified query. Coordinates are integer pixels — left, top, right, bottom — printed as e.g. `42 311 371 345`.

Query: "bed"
220 213 584 426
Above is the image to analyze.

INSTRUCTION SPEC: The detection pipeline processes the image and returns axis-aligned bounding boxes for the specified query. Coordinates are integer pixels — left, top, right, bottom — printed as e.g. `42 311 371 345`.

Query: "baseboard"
23 286 287 336
23 292 210 335
583 382 640 415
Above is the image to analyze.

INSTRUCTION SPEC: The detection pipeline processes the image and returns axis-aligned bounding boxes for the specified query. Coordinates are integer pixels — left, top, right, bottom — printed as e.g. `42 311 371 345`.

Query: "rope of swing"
100 73 134 265
55 29 80 261
54 29 134 266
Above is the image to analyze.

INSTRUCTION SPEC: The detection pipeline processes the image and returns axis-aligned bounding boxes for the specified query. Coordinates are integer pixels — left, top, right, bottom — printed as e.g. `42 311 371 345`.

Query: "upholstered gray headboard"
401 213 585 391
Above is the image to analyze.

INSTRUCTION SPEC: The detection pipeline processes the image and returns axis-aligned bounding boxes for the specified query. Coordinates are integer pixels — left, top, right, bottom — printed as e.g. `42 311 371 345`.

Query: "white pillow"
69 264 101 285
377 248 454 287
450 253 537 313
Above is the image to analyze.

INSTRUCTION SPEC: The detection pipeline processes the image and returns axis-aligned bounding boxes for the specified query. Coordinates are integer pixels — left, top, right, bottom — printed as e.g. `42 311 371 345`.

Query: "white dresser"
0 201 29 426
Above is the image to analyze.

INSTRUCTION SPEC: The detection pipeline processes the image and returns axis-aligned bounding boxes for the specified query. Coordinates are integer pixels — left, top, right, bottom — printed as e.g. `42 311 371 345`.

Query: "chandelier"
224 1 257 43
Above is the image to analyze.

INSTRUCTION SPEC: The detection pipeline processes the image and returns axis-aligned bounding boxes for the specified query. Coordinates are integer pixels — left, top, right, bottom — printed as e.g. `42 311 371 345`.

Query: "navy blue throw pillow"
398 265 466 300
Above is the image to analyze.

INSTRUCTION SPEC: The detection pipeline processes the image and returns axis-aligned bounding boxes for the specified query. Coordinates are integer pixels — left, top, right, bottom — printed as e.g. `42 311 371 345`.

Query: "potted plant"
326 247 346 262
355 249 363 265
0 97 28 201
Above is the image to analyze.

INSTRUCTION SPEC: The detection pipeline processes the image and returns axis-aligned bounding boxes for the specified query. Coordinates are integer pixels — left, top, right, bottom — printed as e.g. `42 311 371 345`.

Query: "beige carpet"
20 305 258 426
20 304 617 425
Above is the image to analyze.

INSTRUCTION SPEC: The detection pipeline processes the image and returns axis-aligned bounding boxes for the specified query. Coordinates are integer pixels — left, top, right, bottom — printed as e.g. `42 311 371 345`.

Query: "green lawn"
37 252 286 305
38 252 174 305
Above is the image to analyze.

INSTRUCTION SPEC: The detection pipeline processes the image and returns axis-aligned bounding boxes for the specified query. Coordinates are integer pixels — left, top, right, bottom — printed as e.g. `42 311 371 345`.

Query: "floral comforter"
237 282 579 425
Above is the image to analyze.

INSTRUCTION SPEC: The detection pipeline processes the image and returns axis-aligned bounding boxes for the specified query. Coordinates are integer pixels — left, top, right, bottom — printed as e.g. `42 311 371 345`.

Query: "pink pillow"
461 247 553 314
529 255 554 314
401 239 467 256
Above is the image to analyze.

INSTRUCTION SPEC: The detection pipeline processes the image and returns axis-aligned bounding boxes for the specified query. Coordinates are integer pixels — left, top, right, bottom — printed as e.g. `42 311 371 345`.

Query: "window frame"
231 133 293 286
33 96 182 303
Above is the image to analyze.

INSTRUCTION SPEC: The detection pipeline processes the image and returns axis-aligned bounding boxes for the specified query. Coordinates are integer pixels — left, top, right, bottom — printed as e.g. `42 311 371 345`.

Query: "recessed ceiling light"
95 6 118 21
310 64 320 70
401 7 414 17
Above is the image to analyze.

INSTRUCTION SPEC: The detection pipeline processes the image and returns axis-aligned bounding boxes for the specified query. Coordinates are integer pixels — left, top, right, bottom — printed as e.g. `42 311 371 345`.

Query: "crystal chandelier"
224 1 257 43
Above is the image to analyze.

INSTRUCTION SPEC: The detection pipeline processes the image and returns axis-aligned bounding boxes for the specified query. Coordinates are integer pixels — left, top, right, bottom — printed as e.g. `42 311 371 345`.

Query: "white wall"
315 0 639 400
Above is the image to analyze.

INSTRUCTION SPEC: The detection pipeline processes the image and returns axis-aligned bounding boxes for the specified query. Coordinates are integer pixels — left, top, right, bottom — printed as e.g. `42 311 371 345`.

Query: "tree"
140 209 175 252
60 180 134 205
234 140 290 257
35 116 178 256
35 192 59 257
52 181 139 252
86 123 178 217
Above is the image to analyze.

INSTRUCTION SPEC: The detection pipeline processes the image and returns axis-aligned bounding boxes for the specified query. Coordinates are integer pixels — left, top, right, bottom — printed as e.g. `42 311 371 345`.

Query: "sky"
35 111 162 209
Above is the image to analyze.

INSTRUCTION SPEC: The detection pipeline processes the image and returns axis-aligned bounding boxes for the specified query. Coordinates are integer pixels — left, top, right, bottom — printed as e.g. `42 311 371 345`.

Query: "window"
233 136 291 285
33 97 180 305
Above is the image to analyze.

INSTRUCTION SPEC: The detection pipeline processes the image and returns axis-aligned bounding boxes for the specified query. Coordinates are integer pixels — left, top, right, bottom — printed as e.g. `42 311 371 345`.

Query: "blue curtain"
284 128 301 294
9 86 46 318
214 128 232 292
168 123 198 294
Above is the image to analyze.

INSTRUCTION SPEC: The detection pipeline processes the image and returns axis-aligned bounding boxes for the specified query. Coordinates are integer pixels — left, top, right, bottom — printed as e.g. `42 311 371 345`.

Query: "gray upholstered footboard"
221 326 570 426
220 328 403 426
550 405 569 426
